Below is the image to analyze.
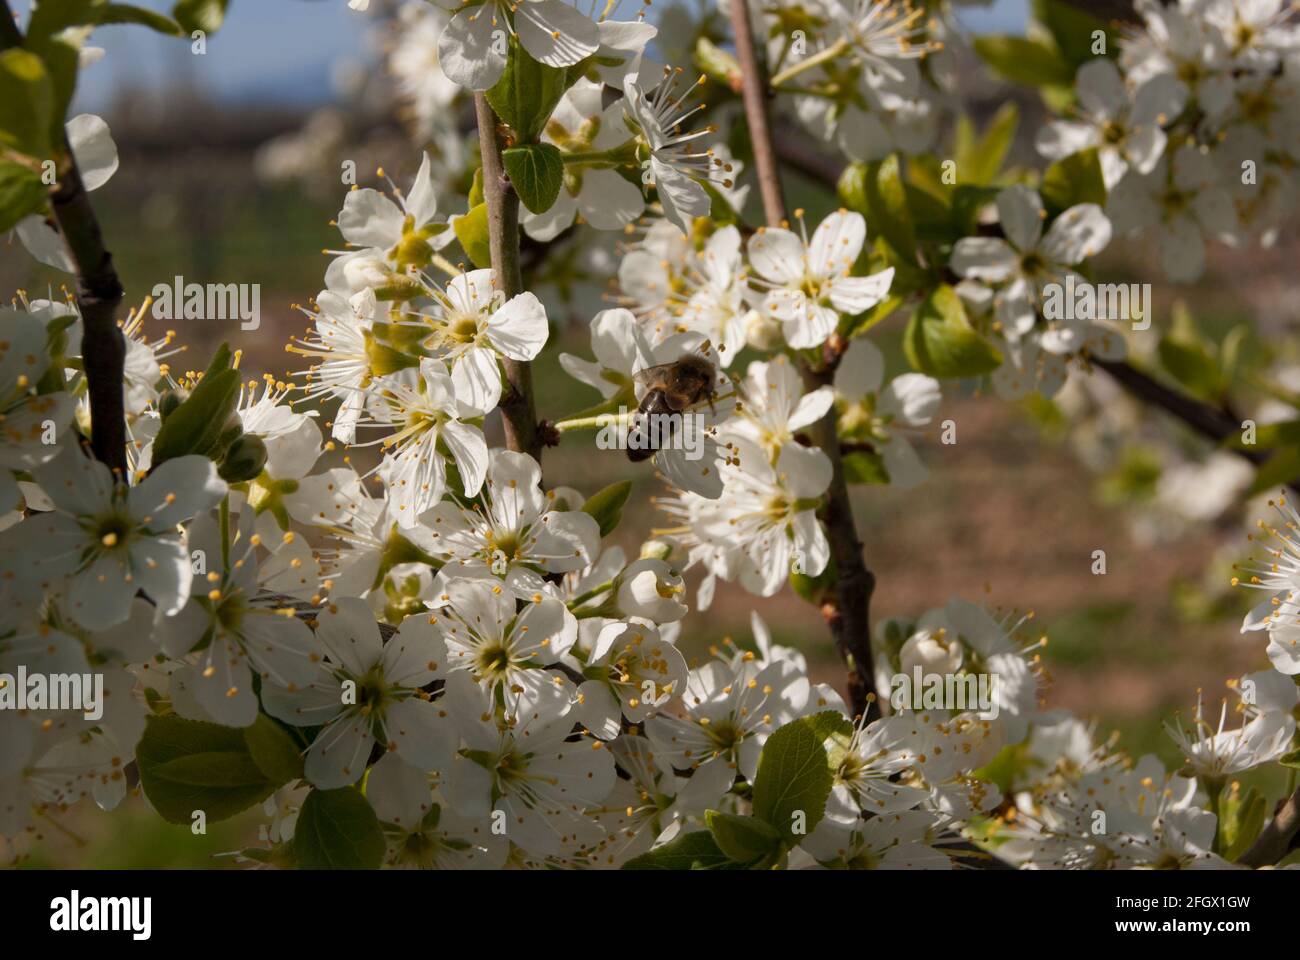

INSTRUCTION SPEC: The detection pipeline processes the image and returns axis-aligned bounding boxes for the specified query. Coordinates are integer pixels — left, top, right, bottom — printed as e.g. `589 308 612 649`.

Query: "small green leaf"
904 284 1002 379
693 36 741 89
951 184 1000 236
0 161 48 234
97 4 184 34
838 155 916 265
581 480 632 537
1033 0 1116 70
503 142 564 215
172 0 229 33
621 830 748 870
152 343 241 465
1221 784 1267 862
799 709 854 745
790 554 837 605
294 788 387 870
1041 148 1106 216
842 448 889 485
972 35 1074 88
454 202 493 270
1247 449 1300 497
705 810 782 865
468 166 485 208
957 103 1019 187
243 713 305 784
137 714 276 825
1158 338 1220 400
0 50 54 160
751 714 835 843
486 39 568 141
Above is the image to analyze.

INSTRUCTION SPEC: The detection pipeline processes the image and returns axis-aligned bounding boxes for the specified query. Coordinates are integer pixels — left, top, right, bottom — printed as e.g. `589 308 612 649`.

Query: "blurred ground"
2 90 1281 867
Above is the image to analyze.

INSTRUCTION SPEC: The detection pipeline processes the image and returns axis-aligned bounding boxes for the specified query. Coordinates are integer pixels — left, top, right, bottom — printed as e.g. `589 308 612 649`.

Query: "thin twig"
727 0 879 722
727 0 785 227
473 92 541 461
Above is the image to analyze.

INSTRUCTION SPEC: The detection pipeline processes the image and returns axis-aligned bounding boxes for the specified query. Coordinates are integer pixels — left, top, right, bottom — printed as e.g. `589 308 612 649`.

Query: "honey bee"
627 350 718 462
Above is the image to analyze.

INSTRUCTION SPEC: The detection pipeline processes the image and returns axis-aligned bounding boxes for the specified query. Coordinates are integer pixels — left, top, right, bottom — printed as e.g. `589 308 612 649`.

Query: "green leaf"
842 448 889 485
1033 0 1116 69
693 36 740 89
904 284 1003 379
1247 449 1300 497
790 553 837 605
1220 784 1267 862
705 810 782 865
581 480 632 537
24 0 97 45
98 4 184 34
621 830 747 870
838 155 917 265
486 39 568 141
0 50 54 160
951 184 1000 236
243 713 305 784
136 714 276 825
454 202 493 270
294 788 386 870
502 142 564 215
972 35 1074 88
468 166 485 208
798 709 854 745
1041 148 1106 216
957 103 1019 187
1158 338 1220 399
751 714 835 843
842 293 903 340
1280 747 1300 770
0 161 48 234
152 343 241 465
1234 419 1300 452
1158 302 1222 400
172 0 229 33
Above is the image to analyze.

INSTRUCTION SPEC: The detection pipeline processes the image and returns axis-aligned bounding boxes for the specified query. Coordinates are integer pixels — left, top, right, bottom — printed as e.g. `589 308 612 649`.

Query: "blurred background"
3 0 1291 865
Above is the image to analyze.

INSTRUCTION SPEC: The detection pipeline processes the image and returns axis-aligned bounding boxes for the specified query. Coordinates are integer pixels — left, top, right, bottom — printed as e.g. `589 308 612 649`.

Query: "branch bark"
727 0 879 722
1238 786 1300 868
2 1 128 475
473 92 541 462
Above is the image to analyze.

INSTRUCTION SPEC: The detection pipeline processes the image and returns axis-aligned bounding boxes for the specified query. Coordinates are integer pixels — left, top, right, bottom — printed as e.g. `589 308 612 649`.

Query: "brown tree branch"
727 0 879 722
2 1 127 475
473 92 541 461
1238 787 1300 868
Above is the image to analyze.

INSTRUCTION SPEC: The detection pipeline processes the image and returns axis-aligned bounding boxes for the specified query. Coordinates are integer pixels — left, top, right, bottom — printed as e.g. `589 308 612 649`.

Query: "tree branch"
728 0 879 722
2 1 127 475
1239 786 1300 868
473 92 541 461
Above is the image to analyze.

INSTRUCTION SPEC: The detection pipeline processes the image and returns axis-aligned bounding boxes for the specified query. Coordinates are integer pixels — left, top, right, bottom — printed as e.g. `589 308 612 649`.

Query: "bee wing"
632 362 677 388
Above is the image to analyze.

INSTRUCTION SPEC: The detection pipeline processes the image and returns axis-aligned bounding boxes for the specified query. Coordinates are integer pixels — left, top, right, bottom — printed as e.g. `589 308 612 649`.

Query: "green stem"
553 410 633 434
770 38 850 89
567 580 615 609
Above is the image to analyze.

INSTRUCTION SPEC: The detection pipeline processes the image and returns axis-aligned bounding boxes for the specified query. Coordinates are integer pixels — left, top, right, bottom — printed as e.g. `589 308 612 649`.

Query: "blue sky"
15 0 1029 111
